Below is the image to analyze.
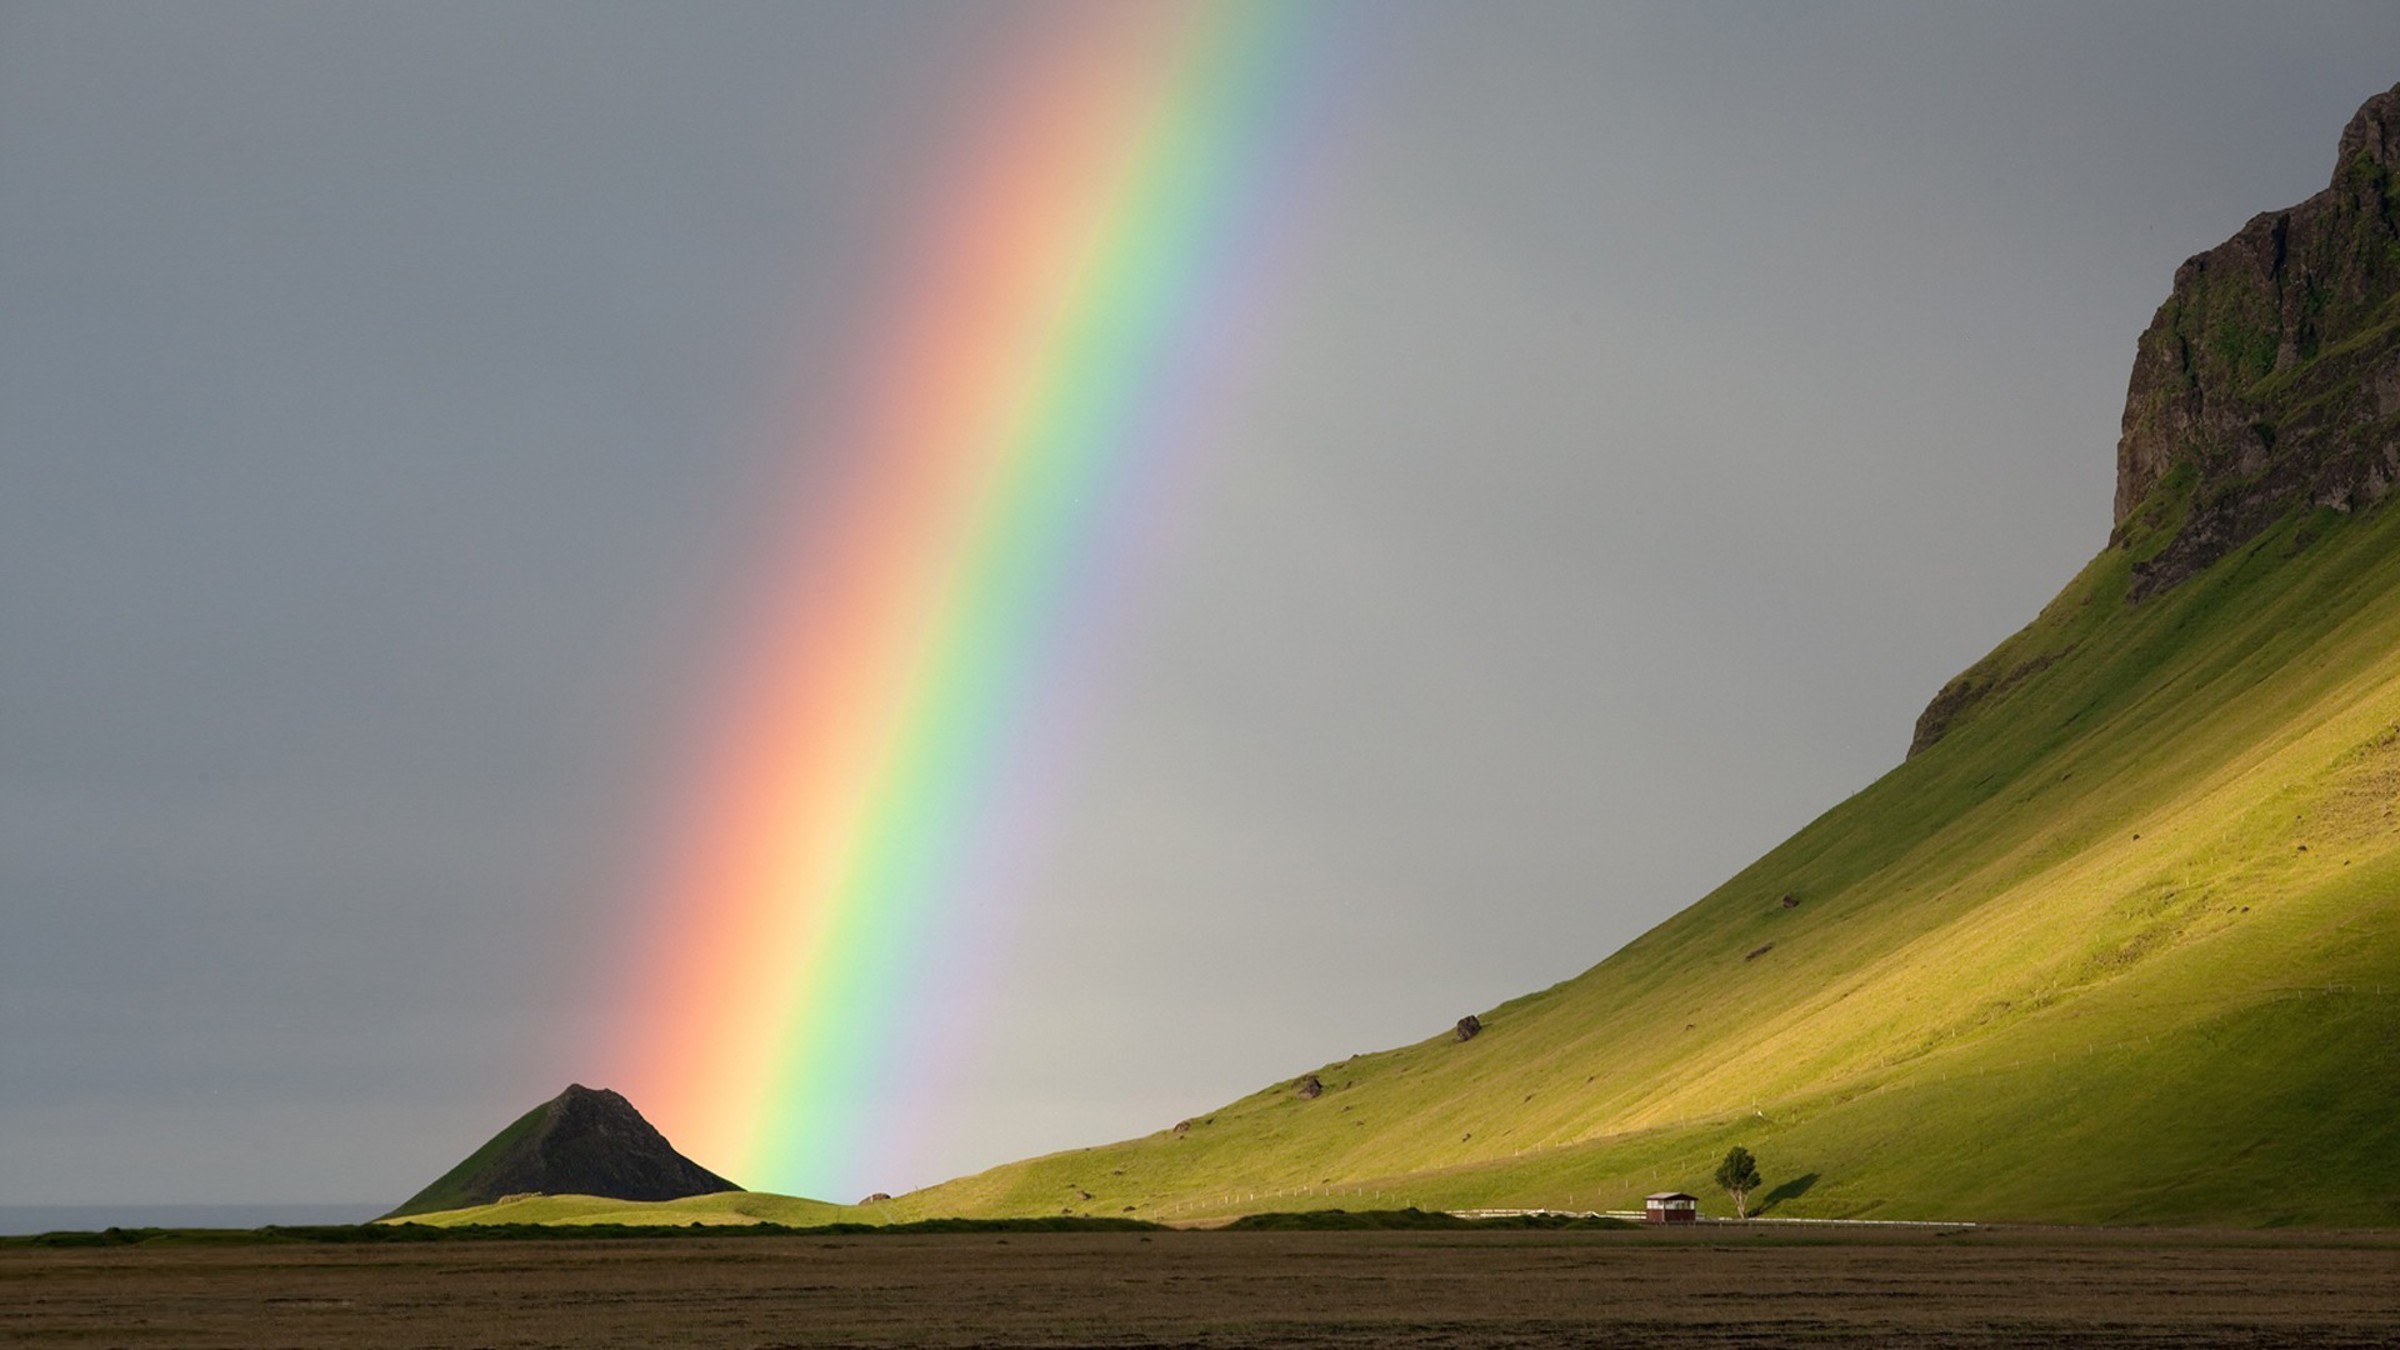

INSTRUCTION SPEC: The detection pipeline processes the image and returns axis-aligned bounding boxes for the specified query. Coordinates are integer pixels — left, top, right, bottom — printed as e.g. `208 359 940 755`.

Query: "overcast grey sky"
6 2 2396 1209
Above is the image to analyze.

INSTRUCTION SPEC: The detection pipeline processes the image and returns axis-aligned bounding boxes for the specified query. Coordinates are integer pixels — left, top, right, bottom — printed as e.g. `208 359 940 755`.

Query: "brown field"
4 1225 2398 1348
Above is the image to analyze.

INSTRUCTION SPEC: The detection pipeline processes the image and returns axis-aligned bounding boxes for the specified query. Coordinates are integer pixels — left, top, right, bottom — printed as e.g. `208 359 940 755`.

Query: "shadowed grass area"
380 1098 552 1219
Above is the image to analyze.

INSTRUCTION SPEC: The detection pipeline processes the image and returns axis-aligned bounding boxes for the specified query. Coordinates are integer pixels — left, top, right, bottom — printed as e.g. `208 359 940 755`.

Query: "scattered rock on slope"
1454 1015 1482 1042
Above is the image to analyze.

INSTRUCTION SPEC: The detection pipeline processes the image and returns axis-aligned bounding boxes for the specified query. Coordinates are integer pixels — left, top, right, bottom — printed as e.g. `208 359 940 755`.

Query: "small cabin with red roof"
1644 1191 1700 1224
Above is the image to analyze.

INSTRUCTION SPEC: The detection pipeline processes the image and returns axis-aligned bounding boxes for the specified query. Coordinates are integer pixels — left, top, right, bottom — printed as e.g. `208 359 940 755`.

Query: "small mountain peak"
383 1084 742 1220
553 1082 622 1110
2335 80 2400 176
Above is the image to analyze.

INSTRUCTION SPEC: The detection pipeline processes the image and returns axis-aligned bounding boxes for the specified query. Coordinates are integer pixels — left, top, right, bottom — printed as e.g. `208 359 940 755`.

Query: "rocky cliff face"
1912 82 2400 758
384 1083 741 1218
2113 81 2400 601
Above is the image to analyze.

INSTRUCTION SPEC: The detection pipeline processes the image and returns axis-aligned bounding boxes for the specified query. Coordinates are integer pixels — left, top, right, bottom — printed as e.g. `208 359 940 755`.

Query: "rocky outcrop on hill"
1909 646 2072 758
2114 81 2400 601
383 1083 741 1219
1914 83 2400 758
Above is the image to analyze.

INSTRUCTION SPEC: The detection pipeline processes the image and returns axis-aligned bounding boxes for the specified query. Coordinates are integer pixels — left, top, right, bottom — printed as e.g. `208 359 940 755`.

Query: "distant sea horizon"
0 1203 383 1235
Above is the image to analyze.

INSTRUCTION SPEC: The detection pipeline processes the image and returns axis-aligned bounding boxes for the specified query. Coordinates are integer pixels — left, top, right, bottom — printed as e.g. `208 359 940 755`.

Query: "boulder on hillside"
1295 1074 1323 1100
1454 1015 1482 1042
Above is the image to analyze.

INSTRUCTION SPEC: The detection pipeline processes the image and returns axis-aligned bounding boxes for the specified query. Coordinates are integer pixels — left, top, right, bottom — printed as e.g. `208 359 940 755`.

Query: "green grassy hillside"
855 94 2400 1229
490 481 2399 1229
481 87 2399 1232
878 470 2400 1227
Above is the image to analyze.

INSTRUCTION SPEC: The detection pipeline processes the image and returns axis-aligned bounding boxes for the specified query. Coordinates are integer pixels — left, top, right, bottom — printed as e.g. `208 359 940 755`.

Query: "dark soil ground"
5 1225 2397 1347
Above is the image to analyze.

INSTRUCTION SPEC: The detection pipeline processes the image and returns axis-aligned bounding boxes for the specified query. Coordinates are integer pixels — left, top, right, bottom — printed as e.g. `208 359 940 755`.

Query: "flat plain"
6 1226 2398 1348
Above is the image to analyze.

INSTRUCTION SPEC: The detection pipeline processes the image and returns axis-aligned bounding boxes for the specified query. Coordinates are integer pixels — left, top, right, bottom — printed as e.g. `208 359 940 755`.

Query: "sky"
6 2 2398 1211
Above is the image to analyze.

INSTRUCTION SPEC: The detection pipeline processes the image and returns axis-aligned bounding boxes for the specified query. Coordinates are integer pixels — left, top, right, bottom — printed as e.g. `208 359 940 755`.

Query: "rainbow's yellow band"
614 2 1340 1199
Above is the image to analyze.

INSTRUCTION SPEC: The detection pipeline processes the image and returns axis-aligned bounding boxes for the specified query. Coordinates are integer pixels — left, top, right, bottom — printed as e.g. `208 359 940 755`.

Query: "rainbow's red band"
609 2 1341 1198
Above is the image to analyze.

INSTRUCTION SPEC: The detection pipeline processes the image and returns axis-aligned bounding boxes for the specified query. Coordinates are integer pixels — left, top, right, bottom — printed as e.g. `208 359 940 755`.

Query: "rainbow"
615 2 1349 1199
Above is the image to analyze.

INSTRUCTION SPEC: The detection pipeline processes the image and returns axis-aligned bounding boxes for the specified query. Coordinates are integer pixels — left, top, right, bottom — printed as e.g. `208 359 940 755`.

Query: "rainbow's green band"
618 2 1341 1199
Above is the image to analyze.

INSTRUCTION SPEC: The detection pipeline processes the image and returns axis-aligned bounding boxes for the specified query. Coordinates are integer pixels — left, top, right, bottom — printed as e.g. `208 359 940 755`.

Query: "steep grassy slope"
523 484 2400 1229
480 87 2400 1232
410 522 2400 1237
859 88 2400 1228
876 492 2400 1226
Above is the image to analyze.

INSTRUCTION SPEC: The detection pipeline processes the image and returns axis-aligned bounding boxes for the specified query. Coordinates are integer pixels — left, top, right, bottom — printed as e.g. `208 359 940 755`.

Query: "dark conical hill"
384 1084 741 1220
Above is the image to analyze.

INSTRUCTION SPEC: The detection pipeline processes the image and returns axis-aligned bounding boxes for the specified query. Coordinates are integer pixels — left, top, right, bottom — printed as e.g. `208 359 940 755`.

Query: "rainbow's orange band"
611 2 1339 1198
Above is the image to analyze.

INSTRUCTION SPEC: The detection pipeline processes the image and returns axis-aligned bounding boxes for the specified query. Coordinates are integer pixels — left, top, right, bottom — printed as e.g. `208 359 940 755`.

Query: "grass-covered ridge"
458 488 2400 1231
870 492 2400 1227
415 89 2399 1233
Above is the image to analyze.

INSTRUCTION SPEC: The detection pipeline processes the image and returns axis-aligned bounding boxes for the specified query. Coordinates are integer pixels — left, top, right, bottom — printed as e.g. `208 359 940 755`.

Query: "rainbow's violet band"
615 2 1346 1199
